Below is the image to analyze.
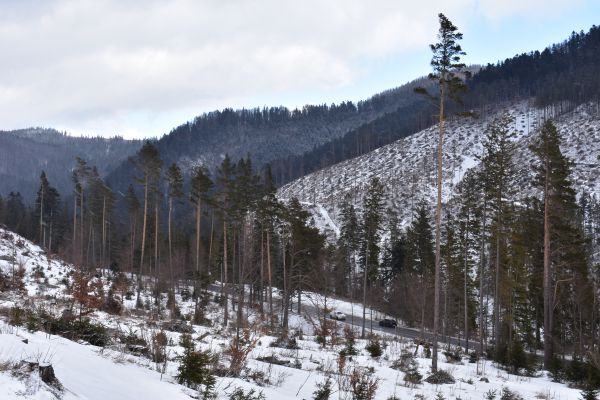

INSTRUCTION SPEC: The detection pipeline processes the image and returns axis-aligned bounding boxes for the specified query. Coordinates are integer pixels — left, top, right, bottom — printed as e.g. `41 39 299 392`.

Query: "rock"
38 363 57 385
21 339 28 344
161 321 193 333
480 377 489 382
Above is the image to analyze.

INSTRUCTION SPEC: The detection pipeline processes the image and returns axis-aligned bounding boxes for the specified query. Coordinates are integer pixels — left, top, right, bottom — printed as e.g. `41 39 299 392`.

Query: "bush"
499 387 523 400
313 377 333 400
340 326 357 356
46 317 109 347
443 347 462 363
403 361 423 387
349 369 379 400
229 387 265 400
365 339 383 358
176 335 216 399
425 369 455 385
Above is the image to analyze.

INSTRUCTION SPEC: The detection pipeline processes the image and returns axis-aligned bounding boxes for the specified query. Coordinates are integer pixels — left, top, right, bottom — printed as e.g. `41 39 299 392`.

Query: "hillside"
278 100 600 231
0 227 586 400
104 79 433 194
0 128 141 202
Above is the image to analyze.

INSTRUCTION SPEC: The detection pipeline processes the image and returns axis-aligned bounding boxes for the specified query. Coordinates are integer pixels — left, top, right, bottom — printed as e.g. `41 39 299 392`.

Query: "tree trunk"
223 221 229 326
432 84 445 372
267 230 274 329
543 162 553 369
137 177 149 303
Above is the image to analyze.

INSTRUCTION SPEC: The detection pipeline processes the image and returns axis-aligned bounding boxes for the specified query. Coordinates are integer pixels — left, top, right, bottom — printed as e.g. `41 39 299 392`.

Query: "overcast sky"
1 0 598 139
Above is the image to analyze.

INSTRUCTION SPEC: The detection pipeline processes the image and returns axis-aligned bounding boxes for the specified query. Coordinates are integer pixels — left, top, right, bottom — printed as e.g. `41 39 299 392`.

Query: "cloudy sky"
1 0 598 139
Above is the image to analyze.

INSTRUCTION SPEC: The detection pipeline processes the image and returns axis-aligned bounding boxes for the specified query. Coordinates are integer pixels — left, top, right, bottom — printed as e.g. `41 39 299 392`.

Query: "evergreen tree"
402 202 435 334
166 163 183 288
131 141 162 301
360 177 385 338
416 13 469 372
530 120 590 368
480 113 517 348
34 171 60 251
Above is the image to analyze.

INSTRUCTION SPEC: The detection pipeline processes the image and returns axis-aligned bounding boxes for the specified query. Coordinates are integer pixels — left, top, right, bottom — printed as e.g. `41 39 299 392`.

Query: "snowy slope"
278 101 600 233
0 228 587 399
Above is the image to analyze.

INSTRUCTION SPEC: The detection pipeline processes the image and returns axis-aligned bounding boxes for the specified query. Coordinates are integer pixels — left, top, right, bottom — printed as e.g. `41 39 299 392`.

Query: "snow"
278 100 600 236
0 228 587 399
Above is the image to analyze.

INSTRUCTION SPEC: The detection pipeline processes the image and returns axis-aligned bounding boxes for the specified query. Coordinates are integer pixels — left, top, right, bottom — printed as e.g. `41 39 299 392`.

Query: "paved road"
207 283 480 351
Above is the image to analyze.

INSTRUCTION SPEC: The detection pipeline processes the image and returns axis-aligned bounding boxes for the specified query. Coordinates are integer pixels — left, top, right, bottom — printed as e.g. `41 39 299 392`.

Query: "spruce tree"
190 165 212 286
360 177 385 338
480 114 517 348
530 120 589 368
131 141 162 302
166 163 183 288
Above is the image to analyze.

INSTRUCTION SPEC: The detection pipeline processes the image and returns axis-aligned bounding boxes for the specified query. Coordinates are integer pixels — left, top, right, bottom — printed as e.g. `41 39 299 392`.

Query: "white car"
329 311 346 321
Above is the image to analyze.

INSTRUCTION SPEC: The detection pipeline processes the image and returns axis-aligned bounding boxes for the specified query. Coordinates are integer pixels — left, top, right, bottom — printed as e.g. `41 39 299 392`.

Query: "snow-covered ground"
279 101 600 234
0 228 586 399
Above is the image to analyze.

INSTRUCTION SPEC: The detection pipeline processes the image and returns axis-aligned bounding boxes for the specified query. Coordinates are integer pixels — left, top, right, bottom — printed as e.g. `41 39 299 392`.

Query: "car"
378 318 397 328
329 311 346 321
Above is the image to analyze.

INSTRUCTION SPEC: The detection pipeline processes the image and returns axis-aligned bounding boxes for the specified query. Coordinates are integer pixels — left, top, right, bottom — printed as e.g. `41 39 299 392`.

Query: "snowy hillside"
278 101 600 232
0 228 588 399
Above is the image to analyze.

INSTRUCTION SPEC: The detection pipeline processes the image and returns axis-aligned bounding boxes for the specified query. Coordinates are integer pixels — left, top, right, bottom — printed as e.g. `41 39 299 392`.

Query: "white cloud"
0 0 585 138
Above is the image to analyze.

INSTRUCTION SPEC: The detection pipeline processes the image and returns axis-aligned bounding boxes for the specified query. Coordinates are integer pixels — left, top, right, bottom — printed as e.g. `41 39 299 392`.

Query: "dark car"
378 318 397 328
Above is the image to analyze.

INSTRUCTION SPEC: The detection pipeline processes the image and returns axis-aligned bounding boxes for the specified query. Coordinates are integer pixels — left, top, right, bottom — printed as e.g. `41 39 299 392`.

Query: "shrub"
443 347 462 363
340 326 357 356
349 369 379 400
46 317 109 347
229 387 265 400
403 360 423 387
500 387 523 400
151 331 168 364
313 377 333 400
176 335 216 399
581 384 599 400
365 339 383 358
9 306 25 326
425 369 455 385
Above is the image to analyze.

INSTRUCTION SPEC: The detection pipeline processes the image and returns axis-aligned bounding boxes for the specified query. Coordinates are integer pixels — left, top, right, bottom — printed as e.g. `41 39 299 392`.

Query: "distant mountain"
0 128 141 202
105 77 434 192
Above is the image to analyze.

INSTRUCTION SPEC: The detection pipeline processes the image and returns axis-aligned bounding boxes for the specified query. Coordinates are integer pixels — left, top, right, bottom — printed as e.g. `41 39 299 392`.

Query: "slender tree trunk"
168 196 174 289
282 242 289 338
73 195 77 262
494 219 501 347
223 220 229 326
260 229 264 316
195 200 202 286
362 240 369 339
267 230 273 328
102 195 106 267
137 177 149 303
80 188 84 267
479 201 487 355
154 199 159 303
543 163 553 369
464 216 469 353
208 211 214 277
39 187 44 248
432 85 445 372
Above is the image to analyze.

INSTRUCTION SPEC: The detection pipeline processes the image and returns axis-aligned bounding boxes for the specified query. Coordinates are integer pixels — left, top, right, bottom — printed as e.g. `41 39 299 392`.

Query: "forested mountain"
0 128 141 201
270 26 600 185
105 77 434 191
